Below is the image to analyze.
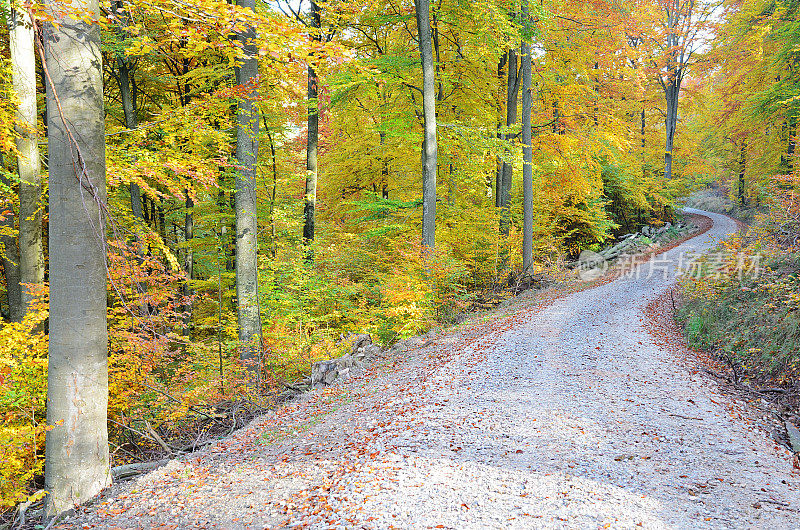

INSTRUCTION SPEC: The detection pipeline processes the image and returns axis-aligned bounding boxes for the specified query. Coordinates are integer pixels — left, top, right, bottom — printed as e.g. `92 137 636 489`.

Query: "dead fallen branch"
112 459 169 480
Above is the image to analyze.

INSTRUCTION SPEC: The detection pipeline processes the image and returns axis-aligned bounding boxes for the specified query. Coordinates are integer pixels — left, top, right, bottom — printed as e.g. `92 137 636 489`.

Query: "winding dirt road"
67 209 798 529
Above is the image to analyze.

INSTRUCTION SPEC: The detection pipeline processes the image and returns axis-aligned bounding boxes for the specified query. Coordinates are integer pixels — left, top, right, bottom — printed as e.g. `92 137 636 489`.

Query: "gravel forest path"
67 209 799 530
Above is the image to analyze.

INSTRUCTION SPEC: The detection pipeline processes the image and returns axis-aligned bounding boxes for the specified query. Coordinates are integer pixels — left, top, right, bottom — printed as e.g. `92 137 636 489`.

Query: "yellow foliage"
0 289 49 510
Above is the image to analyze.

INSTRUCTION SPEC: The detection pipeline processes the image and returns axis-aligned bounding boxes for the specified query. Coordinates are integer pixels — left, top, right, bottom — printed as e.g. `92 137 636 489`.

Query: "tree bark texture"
43 0 110 516
663 79 678 180
738 142 747 206
111 3 149 316
112 1 142 221
183 194 194 334
303 0 320 246
659 0 691 182
415 0 437 252
8 1 44 316
787 114 796 175
521 5 533 272
235 0 263 371
494 52 507 207
500 48 519 238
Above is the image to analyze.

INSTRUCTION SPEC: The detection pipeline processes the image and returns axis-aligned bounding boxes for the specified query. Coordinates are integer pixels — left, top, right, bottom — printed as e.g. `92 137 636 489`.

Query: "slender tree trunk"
494 52 507 204
641 108 646 150
552 100 560 133
157 204 166 240
183 194 193 334
500 48 519 236
0 166 23 322
265 124 278 259
113 4 143 222
303 0 320 251
663 80 679 180
521 2 533 272
142 194 150 224
432 12 443 103
43 0 110 516
593 60 599 126
415 0 437 252
112 2 149 317
8 1 43 316
379 130 390 199
235 0 262 376
738 142 747 206
787 114 796 175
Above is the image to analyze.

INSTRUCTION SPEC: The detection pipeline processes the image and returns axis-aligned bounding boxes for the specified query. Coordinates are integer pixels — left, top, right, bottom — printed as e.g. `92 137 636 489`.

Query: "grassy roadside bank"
674 199 800 454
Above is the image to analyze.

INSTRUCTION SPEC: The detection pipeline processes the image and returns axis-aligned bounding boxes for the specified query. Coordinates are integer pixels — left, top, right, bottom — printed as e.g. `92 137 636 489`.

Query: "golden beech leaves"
0 287 48 510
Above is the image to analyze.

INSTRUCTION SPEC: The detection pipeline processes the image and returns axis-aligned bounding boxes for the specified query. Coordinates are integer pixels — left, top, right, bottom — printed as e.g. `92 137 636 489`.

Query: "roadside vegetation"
677 189 800 413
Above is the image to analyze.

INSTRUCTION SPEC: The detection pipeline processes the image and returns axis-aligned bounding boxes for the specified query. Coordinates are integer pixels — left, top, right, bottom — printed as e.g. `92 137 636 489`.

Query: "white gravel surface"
300 209 798 529
66 209 799 529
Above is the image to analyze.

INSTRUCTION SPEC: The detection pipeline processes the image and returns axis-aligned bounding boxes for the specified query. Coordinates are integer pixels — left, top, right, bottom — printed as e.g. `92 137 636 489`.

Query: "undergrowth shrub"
677 188 800 385
0 288 48 510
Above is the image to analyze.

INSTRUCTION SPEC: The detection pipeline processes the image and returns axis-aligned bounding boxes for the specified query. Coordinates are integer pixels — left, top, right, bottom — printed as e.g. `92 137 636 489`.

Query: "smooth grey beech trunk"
8 1 44 317
303 0 320 249
521 4 533 272
43 0 110 517
415 0 437 251
235 0 263 374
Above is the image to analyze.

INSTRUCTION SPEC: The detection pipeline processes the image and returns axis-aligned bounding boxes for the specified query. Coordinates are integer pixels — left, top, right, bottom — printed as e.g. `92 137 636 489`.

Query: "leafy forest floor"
43 210 799 529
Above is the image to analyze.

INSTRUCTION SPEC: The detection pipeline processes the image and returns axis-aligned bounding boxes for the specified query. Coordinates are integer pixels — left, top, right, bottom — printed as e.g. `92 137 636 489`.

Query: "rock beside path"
311 333 382 388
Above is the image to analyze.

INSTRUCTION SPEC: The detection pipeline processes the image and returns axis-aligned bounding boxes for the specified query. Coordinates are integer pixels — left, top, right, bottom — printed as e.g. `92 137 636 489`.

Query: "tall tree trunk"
415 0 437 252
157 204 166 240
552 100 560 133
521 2 533 272
112 1 148 317
494 52 507 204
113 0 139 216
379 130 390 199
787 114 796 175
265 123 278 259
183 194 193 334
738 142 747 206
0 166 23 322
663 79 679 180
432 11 443 103
235 0 262 377
500 48 519 236
641 108 646 150
593 60 599 126
43 0 110 516
8 1 44 316
303 0 320 251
